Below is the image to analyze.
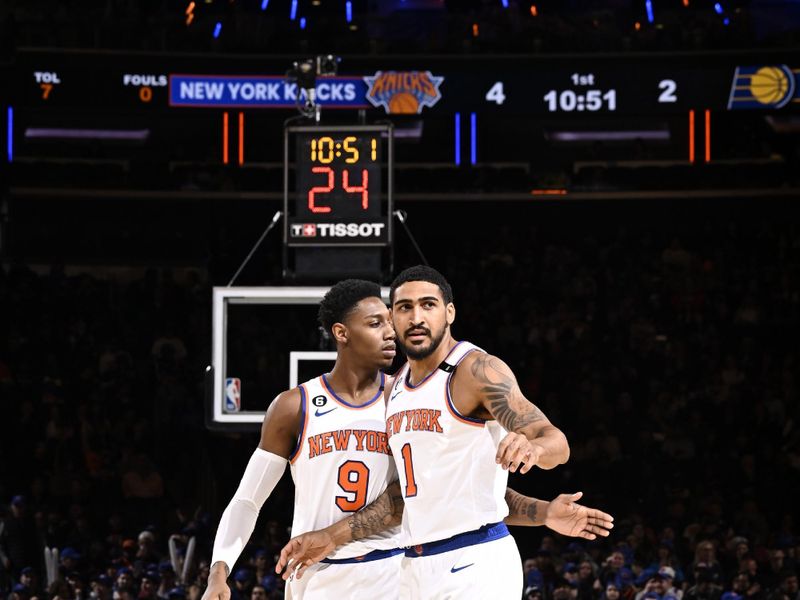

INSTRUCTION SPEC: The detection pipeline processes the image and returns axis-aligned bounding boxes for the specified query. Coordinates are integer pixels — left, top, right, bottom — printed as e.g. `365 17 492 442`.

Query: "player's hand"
275 530 336 581
496 432 541 473
544 492 614 540
200 571 231 600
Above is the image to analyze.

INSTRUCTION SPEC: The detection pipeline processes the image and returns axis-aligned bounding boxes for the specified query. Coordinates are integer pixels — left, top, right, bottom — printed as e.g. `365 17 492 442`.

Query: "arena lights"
645 0 654 23
714 2 723 14
213 22 222 38
24 128 150 140
501 0 509 8
549 130 669 142
470 113 477 165
530 189 567 196
239 112 245 166
300 17 307 29
530 5 538 16
688 109 712 163
290 0 298 20
454 113 461 166
6 107 12 163
260 0 269 9
723 17 730 25
346 1 352 23
223 112 229 164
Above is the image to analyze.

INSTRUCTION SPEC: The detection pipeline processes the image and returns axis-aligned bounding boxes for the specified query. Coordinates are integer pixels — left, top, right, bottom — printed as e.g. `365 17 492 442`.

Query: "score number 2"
308 167 369 213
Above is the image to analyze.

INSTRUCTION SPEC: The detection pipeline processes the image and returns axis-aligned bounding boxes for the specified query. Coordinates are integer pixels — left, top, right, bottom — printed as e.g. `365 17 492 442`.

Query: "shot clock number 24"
303 134 380 214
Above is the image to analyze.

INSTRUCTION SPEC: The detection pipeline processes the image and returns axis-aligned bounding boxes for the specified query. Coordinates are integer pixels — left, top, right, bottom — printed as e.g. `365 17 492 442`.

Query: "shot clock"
283 124 393 248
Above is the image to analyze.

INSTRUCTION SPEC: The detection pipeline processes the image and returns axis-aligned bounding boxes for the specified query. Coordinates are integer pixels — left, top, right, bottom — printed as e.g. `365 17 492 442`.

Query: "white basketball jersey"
289 373 401 559
385 341 510 546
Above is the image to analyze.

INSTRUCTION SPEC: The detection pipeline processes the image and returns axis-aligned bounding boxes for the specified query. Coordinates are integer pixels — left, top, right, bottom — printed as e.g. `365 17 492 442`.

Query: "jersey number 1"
401 443 418 497
336 460 370 512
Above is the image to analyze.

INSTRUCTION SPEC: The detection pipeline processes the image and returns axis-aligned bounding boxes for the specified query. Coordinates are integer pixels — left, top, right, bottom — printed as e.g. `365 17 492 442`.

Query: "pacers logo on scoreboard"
728 65 798 110
363 71 444 114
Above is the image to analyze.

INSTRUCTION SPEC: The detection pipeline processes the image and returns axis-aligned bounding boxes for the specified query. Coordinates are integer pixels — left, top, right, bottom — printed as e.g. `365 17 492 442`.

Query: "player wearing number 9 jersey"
202 279 403 600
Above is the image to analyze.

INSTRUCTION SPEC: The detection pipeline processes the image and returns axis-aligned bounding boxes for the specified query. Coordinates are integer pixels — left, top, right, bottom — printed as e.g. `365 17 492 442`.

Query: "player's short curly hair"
389 265 453 305
318 279 383 333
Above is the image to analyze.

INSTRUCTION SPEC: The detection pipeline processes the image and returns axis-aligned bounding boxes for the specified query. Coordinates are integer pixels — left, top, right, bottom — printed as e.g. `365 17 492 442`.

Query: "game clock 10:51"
284 125 393 248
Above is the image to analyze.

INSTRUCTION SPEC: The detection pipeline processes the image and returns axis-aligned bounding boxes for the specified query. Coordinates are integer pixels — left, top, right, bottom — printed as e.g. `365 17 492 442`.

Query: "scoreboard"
5 48 800 116
284 124 393 248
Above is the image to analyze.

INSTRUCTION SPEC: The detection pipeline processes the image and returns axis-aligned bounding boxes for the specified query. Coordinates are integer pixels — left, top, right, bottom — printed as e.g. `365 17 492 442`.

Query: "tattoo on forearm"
211 561 230 577
470 354 545 432
505 489 541 525
348 482 403 540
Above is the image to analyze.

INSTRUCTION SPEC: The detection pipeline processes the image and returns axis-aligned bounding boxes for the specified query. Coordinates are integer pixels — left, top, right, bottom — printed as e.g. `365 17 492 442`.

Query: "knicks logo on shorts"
363 71 444 114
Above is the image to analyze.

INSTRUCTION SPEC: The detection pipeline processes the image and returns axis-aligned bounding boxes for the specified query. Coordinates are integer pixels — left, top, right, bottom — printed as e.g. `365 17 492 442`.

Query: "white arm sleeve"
211 448 288 572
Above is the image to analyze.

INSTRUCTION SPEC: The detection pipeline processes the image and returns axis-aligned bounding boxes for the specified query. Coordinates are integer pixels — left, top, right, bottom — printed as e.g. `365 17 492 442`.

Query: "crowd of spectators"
1 198 799 600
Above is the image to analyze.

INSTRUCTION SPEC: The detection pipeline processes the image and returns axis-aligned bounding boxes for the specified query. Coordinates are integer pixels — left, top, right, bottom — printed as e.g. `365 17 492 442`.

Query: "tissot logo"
290 223 386 238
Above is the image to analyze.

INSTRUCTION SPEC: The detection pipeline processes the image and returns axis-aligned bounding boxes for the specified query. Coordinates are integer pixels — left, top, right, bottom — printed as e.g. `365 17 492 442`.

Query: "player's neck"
326 361 382 406
407 335 458 386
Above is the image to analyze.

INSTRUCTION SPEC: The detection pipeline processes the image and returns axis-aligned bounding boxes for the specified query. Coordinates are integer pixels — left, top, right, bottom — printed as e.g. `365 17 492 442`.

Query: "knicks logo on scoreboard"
363 71 444 114
728 65 798 110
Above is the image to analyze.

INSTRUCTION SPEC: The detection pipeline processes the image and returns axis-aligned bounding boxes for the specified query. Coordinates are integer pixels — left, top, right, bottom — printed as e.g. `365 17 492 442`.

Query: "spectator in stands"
1 497 38 577
133 532 161 575
156 564 176 600
729 572 765 600
89 574 113 600
692 542 724 587
138 572 159 600
114 568 134 600
767 572 799 600
686 564 724 600
764 550 790 591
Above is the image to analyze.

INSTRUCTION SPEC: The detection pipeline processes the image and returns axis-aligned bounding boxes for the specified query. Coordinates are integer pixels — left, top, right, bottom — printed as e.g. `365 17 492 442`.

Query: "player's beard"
397 325 447 360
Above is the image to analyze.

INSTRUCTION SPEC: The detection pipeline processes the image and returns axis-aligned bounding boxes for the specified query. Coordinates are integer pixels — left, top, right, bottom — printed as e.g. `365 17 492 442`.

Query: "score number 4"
485 82 506 105
309 167 369 213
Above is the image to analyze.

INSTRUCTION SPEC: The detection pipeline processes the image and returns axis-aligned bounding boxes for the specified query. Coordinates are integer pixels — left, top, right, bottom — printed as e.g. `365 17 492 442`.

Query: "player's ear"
331 322 348 344
446 302 455 326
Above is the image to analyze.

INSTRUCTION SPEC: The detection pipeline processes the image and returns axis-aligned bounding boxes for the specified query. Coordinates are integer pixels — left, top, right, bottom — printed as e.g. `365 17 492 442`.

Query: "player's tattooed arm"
504 487 544 526
275 482 404 581
468 353 569 470
504 488 614 540
345 480 404 541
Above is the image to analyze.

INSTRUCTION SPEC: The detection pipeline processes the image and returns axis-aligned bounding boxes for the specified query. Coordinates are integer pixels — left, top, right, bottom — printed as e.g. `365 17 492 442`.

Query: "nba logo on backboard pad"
225 378 241 412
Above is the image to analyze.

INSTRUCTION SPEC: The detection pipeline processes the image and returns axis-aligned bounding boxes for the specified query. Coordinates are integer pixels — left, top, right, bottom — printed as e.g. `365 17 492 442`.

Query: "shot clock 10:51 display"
286 125 393 248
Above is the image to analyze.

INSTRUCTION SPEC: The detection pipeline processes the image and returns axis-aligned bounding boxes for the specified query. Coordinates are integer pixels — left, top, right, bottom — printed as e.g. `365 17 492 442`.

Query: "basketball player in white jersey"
202 279 403 600
276 266 614 599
